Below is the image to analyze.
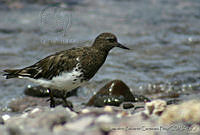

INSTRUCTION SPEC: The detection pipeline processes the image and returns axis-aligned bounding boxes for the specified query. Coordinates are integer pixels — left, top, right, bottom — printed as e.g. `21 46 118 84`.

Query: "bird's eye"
107 38 116 42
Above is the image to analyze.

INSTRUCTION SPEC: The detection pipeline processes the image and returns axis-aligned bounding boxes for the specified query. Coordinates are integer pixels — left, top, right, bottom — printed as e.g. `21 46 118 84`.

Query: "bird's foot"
62 98 73 109
50 98 56 108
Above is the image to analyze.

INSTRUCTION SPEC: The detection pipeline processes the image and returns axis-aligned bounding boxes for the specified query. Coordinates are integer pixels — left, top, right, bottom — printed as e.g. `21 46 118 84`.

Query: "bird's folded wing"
4 52 77 80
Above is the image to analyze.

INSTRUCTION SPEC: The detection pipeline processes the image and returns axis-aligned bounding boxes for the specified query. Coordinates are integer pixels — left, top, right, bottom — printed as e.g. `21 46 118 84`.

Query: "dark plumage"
3 32 130 108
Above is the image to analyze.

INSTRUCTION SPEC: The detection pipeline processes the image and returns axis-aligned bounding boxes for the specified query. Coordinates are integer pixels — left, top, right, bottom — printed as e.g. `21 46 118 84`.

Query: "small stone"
24 85 49 97
166 99 180 105
2 114 10 121
116 113 123 118
24 85 77 98
132 95 150 102
122 103 135 109
96 115 113 123
31 108 40 114
145 100 167 116
104 106 113 112
81 109 90 114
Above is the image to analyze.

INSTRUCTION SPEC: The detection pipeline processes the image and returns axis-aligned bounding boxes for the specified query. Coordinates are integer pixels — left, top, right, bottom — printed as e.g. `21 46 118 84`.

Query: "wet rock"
24 85 77 98
122 103 135 109
87 80 150 107
88 95 124 107
132 94 150 102
24 85 49 97
166 99 181 105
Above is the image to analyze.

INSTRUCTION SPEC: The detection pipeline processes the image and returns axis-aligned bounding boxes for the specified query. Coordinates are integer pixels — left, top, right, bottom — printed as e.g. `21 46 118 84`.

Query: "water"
0 0 200 109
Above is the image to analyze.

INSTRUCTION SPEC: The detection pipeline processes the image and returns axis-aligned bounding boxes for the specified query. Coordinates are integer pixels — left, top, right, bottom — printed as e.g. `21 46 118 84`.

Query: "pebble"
95 115 113 123
103 106 113 112
31 108 40 114
81 109 90 114
2 114 10 121
122 103 135 109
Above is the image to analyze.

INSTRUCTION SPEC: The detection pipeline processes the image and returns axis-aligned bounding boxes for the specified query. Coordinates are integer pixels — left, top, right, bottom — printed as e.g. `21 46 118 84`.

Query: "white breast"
27 62 86 92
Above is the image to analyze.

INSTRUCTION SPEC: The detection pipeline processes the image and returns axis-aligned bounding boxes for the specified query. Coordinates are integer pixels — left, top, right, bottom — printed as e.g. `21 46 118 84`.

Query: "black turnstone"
3 32 130 108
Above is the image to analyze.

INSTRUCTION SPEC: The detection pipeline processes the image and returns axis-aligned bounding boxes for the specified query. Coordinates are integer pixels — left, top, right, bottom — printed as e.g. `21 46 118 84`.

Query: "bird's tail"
3 69 24 79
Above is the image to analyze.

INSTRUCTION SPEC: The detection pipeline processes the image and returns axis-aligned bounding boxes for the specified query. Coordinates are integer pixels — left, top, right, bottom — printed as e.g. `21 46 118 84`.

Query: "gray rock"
5 106 77 132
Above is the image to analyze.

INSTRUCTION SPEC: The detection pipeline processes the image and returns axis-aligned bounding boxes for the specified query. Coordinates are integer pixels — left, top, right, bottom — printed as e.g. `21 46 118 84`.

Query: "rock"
24 85 77 98
95 114 113 123
2 114 10 122
159 100 200 125
166 99 181 105
8 87 200 135
24 85 49 97
87 80 150 107
131 95 150 102
144 100 167 116
81 109 91 114
103 106 113 112
122 103 135 109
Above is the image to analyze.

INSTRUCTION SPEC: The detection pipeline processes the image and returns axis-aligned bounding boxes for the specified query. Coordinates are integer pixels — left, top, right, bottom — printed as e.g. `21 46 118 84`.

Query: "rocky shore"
1 80 200 135
2 99 200 135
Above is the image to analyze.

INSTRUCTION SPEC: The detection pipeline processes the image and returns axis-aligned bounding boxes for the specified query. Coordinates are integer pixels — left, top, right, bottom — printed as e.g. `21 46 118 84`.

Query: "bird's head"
93 32 130 51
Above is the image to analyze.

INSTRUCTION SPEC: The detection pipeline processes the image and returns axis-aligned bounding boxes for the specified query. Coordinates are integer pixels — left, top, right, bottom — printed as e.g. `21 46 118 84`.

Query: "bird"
3 32 130 108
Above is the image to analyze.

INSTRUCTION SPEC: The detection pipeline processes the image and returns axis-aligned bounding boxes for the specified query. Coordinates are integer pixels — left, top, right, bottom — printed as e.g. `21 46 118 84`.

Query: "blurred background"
0 0 199 110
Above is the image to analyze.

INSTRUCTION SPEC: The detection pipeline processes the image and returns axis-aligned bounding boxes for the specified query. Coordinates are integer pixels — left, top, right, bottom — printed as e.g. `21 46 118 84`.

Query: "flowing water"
0 0 200 109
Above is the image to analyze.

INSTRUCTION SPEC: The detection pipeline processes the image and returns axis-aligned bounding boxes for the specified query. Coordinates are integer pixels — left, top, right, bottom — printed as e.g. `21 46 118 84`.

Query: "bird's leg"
48 89 55 108
62 92 73 109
